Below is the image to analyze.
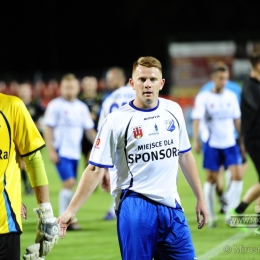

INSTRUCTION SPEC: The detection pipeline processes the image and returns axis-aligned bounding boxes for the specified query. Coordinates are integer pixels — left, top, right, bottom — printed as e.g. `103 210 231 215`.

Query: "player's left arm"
233 118 241 136
84 128 97 144
23 151 60 259
179 151 208 229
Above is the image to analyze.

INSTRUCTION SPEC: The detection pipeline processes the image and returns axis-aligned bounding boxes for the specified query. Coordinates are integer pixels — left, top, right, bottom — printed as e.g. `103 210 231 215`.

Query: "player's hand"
49 149 59 163
23 243 44 260
101 168 110 192
196 199 208 229
21 203 27 219
57 211 75 238
193 139 201 154
34 204 60 258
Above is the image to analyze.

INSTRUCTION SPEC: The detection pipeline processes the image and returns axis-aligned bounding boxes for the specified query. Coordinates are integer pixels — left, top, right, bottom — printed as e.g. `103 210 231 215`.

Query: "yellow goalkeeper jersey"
0 93 45 234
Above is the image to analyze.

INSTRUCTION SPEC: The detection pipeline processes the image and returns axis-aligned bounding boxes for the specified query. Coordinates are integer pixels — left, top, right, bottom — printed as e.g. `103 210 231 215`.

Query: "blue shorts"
117 190 196 260
56 157 78 181
203 142 242 171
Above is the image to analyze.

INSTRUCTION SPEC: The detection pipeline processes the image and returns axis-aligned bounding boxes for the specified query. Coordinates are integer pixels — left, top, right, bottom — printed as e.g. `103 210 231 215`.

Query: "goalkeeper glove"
34 203 60 258
23 243 44 260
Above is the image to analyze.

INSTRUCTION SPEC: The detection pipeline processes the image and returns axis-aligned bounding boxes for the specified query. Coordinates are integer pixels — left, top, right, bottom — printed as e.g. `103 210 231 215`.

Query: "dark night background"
1 1 260 86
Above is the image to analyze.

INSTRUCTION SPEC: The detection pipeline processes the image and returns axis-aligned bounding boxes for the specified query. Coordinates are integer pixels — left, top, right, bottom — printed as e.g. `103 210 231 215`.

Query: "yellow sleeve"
23 150 49 187
14 100 45 156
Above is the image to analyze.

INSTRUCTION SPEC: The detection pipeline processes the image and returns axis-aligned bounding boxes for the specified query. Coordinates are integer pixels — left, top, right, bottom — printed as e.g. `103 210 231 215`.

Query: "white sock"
225 169 232 189
108 197 116 217
59 188 73 216
204 182 217 222
225 180 243 220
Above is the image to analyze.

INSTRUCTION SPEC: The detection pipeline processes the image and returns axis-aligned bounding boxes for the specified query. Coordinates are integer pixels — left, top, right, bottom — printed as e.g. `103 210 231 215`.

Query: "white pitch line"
197 229 253 260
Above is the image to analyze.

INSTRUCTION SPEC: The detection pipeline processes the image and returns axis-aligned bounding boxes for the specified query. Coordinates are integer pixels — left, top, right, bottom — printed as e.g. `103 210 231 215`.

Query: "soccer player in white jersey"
44 74 97 230
98 67 136 220
191 64 243 227
58 56 208 259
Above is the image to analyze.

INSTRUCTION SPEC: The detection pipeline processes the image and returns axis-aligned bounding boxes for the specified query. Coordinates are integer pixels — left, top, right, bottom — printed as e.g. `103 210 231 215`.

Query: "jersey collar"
129 99 159 112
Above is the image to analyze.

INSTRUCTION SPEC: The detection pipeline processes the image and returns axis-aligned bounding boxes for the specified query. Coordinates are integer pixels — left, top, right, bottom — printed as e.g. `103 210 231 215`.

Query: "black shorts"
0 232 20 260
245 139 260 182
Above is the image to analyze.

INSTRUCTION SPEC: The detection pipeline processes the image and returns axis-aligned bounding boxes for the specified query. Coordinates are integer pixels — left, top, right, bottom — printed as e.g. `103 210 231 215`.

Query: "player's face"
60 79 80 101
82 77 97 94
106 71 122 90
212 71 229 93
130 65 165 109
18 84 32 104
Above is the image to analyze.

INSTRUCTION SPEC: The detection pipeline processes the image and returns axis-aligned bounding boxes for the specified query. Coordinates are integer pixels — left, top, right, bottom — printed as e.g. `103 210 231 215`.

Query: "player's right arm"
192 119 201 153
58 164 105 237
43 126 59 163
191 93 205 153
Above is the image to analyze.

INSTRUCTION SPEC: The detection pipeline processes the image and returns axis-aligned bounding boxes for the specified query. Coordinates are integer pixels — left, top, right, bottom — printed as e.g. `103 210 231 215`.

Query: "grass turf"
20 147 260 260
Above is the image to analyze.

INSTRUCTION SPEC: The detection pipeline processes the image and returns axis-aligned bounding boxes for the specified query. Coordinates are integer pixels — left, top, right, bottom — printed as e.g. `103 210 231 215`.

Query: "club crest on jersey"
94 138 101 149
132 126 143 139
165 119 175 132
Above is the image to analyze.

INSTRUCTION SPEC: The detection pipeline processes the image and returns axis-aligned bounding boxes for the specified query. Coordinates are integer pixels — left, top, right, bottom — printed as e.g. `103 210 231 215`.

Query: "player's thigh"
117 195 158 260
203 143 220 171
155 207 196 260
56 157 78 181
223 145 242 168
0 233 20 260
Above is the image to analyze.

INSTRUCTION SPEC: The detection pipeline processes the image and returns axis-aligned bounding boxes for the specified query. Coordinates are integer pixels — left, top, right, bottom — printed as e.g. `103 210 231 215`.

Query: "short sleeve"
44 100 58 128
231 92 241 119
14 101 45 156
178 106 191 153
190 92 206 120
82 105 95 130
89 116 116 168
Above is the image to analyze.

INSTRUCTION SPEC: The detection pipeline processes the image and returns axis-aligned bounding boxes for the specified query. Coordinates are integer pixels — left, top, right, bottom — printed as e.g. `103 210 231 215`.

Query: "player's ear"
129 78 135 90
159 79 165 90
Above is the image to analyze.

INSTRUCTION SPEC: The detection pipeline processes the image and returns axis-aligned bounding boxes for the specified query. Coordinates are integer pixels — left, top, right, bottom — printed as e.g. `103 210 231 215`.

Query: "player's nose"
143 79 152 87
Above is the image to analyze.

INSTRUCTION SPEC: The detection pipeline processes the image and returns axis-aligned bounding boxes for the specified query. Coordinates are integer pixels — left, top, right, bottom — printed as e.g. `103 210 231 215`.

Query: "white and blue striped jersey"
89 98 191 209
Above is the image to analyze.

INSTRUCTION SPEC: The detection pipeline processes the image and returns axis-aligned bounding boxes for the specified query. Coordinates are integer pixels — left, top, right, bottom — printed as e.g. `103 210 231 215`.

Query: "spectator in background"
97 67 136 221
198 61 248 214
43 74 97 230
234 53 260 235
191 63 243 227
17 82 45 195
78 76 102 164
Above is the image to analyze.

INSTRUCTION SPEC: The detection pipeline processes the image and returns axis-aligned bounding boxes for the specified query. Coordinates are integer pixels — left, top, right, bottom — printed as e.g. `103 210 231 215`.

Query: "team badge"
165 119 175 132
132 126 143 139
94 138 101 148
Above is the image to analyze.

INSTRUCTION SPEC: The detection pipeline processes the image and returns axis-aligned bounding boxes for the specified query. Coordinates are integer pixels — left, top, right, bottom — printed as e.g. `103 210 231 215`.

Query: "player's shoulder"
0 93 23 107
46 96 63 106
227 80 241 89
159 97 182 111
108 86 134 98
200 81 214 92
224 88 237 97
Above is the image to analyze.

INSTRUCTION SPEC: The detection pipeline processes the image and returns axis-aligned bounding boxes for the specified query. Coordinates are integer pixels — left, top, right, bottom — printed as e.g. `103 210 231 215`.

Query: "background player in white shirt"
44 74 96 230
98 67 136 220
58 56 208 260
191 64 243 227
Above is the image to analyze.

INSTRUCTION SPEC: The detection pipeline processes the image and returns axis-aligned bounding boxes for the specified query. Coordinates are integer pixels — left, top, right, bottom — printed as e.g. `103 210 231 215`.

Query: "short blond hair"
133 56 162 74
61 73 77 81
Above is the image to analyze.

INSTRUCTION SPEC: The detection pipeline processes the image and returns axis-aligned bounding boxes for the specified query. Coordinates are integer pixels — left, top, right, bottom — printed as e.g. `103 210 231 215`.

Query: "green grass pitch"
20 146 260 260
